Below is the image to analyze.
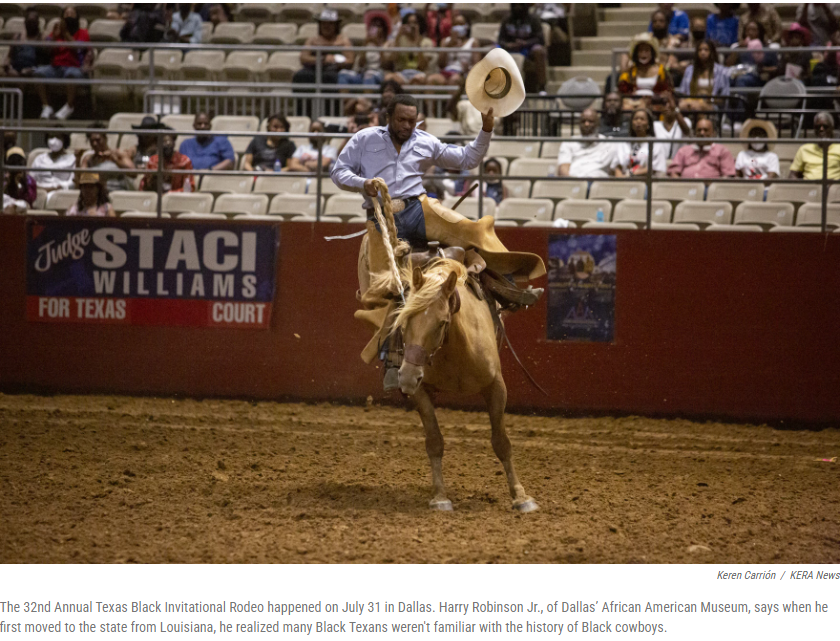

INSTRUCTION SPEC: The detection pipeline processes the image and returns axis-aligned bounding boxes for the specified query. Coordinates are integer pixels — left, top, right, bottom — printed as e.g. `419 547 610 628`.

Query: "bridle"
402 289 460 368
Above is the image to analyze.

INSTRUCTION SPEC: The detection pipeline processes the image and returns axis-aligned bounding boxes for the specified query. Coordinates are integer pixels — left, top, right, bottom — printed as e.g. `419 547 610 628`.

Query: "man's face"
579 110 599 137
161 135 175 159
89 133 107 153
652 14 668 35
194 114 211 142
695 119 714 146
604 93 621 116
814 116 835 140
319 21 338 39
389 104 418 144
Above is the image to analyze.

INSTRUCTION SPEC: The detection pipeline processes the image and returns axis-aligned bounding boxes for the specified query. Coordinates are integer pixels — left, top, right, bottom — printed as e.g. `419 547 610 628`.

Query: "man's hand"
363 179 379 197
481 108 495 133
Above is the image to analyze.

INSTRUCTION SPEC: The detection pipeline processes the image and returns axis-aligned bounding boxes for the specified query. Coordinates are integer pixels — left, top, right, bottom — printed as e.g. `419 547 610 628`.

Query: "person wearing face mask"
32 6 92 120
141 130 195 193
789 112 840 180
179 112 235 172
338 14 390 86
735 120 780 179
383 9 434 85
425 3 453 45
557 108 621 178
80 123 136 192
32 128 76 191
243 114 296 172
667 117 735 178
599 92 629 137
498 3 547 93
428 13 481 87
1 7 47 78
617 33 673 110
286 122 338 173
648 3 689 40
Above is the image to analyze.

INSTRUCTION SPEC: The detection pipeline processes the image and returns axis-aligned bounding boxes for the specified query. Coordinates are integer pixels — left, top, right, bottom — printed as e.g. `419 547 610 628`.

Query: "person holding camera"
286 122 338 173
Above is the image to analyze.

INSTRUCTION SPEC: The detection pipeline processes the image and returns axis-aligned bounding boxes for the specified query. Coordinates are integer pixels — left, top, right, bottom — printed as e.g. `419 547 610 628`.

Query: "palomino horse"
393 259 538 513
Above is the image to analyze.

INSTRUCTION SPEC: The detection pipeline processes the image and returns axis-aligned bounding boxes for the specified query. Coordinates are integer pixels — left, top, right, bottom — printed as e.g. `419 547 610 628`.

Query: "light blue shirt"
171 12 203 44
330 126 492 208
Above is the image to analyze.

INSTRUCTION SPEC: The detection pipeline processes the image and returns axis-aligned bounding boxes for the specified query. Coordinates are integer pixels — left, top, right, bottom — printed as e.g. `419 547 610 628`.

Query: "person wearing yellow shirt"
788 112 840 180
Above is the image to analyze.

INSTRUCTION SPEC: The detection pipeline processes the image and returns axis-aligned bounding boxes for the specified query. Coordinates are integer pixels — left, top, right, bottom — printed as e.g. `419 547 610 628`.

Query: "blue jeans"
371 199 426 247
33 65 86 79
338 70 384 86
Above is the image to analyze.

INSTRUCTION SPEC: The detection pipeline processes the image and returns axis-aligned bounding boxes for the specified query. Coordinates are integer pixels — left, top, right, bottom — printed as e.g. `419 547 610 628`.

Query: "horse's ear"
441 271 458 298
412 267 424 290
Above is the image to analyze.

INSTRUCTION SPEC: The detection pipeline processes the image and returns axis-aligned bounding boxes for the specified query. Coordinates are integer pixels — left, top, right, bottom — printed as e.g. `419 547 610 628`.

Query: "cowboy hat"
465 48 526 118
317 8 340 22
740 119 777 150
364 10 391 37
628 32 660 62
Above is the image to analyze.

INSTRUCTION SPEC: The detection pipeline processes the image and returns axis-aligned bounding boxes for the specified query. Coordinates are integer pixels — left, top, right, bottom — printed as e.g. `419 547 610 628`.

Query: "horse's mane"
394 258 468 330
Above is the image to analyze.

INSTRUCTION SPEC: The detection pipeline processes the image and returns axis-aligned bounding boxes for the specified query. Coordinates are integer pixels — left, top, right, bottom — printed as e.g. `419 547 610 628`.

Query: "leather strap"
403 344 428 367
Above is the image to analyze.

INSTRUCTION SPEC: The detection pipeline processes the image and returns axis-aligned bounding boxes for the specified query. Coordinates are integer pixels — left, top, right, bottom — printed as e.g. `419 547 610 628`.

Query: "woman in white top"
428 13 480 87
32 128 76 191
735 119 780 179
615 108 668 177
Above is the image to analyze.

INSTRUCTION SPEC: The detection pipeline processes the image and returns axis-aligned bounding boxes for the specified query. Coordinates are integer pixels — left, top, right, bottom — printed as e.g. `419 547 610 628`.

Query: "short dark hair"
86 122 107 140
484 157 502 171
380 79 403 96
386 94 418 118
629 108 654 137
47 126 71 150
267 114 290 131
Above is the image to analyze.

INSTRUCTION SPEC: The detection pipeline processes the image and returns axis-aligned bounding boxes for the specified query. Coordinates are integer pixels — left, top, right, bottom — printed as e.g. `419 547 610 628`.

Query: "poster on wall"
547 234 616 342
26 218 279 329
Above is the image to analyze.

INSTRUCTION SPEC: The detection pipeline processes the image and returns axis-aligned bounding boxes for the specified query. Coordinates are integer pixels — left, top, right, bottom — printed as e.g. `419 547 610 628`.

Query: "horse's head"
397 264 462 396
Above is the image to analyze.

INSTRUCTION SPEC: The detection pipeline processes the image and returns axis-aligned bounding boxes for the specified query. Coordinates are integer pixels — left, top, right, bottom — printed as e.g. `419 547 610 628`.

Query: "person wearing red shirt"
426 3 453 45
141 131 196 194
33 6 92 120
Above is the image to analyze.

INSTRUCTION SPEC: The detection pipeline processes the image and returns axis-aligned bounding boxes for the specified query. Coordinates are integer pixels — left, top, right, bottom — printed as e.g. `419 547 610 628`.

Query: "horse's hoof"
429 498 453 511
513 498 539 513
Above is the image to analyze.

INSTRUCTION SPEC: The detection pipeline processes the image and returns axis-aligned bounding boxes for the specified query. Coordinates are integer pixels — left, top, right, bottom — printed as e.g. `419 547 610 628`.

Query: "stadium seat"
232 214 282 221
121 211 172 219
74 4 109 20
766 183 821 209
441 196 495 220
769 225 822 233
253 23 298 45
341 23 367 44
234 3 280 24
161 192 214 214
45 190 80 213
28 148 49 167
589 180 646 203
109 112 152 132
795 203 840 228
266 51 303 82
829 184 840 203
508 158 557 178
471 22 501 45
497 198 554 224
32 189 47 210
181 50 226 82
178 213 229 220
425 118 456 138
69 133 93 152
611 200 672 226
253 175 308 195
706 182 764 206
138 50 182 80
211 116 260 154
92 49 139 103
540 141 561 159
706 224 764 232
223 51 269 84
650 222 701 231
502 180 531 199
210 22 256 44
284 116 312 133
278 4 317 24
651 181 704 205
26 210 59 216
673 201 733 226
161 114 195 133
487 140 540 160
581 221 638 230
87 19 123 42
295 23 319 44
554 199 613 224
734 202 795 228
324 193 366 221
199 174 254 196
316 178 344 196
493 220 519 227
213 194 269 217
36 5 65 20
268 194 324 219
531 180 587 201
110 191 158 214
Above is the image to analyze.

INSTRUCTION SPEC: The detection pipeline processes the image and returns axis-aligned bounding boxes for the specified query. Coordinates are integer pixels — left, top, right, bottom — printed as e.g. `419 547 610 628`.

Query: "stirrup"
383 367 400 392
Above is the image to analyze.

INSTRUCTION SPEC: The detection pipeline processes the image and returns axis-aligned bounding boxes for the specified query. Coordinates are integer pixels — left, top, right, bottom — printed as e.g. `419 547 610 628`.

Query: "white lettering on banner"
242 274 256 299
137 272 149 295
73 298 126 320
203 231 239 272
211 302 267 325
38 297 70 318
123 271 130 294
93 271 116 295
213 274 234 297
130 229 164 269
241 232 257 272
156 272 169 295
176 273 184 296
190 274 205 297
165 231 201 271
92 229 127 269
35 229 91 272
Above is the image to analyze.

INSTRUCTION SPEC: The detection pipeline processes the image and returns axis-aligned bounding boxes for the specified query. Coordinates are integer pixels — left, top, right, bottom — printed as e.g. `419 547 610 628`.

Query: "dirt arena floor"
1 393 838 564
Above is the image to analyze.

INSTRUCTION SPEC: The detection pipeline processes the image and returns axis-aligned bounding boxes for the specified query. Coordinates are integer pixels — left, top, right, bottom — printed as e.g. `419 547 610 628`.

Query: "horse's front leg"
482 377 539 513
413 384 452 511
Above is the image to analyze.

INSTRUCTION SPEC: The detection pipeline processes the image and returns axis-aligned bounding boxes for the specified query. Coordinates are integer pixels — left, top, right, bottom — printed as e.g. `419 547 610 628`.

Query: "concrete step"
578 36 627 51
549 65 611 84
602 8 654 23
572 50 615 67
597 22 649 38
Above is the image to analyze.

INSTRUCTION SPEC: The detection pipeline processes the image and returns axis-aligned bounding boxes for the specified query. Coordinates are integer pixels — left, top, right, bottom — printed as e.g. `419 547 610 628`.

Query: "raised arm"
432 109 494 171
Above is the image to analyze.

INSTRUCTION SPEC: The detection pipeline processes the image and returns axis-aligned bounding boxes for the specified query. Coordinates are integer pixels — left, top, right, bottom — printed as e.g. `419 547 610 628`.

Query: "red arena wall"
1 215 839 423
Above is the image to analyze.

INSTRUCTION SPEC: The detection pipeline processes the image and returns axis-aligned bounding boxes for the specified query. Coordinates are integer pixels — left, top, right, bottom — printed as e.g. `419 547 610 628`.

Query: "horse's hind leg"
414 385 452 511
483 377 539 513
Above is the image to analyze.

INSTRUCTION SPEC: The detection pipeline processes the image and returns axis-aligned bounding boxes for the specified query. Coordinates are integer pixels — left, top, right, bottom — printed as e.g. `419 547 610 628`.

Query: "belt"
366 195 421 219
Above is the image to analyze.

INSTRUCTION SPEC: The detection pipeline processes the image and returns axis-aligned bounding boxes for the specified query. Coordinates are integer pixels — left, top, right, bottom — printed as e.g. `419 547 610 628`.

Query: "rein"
402 288 460 367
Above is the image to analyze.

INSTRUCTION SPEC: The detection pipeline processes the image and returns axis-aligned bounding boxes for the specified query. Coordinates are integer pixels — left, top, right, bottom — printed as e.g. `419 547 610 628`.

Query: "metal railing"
0 88 23 127
2 126 837 233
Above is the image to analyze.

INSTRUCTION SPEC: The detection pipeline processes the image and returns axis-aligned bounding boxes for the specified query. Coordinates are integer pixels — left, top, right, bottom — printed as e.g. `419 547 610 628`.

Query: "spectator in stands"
706 4 740 48
615 108 668 177
203 3 233 27
599 92 629 137
557 108 619 178
479 157 508 204
4 131 18 154
142 130 195 193
338 14 390 87
81 123 137 192
617 33 673 109
4 147 37 206
120 4 167 44
739 4 782 44
66 173 116 217
728 21 779 89
736 119 780 179
426 3 453 45
168 3 203 44
789 112 840 179
293 9 355 87
374 79 403 123
179 112 235 172
286 122 338 174
129 116 166 170
33 7 92 120
0 7 46 78
650 9 685 66
795 3 840 46
384 9 434 85
242 114 296 172
778 23 815 82
537 3 571 67
678 40 730 113
651 93 692 159
689 15 707 46
428 13 481 87
498 3 548 93
667 117 736 178
32 127 76 191
650 3 689 40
